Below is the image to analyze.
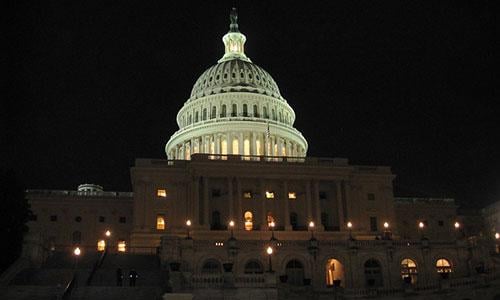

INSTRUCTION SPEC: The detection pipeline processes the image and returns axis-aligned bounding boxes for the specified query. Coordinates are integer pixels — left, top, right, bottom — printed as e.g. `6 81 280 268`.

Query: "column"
313 180 323 230
174 146 179 160
260 179 267 230
283 181 291 230
251 132 256 156
215 134 221 154
306 180 312 221
228 177 234 222
236 178 242 229
227 132 233 154
335 181 345 230
239 132 244 156
202 177 209 228
193 177 200 226
278 137 283 156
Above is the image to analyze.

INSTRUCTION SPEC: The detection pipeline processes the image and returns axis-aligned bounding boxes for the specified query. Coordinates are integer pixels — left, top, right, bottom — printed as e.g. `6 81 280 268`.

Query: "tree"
0 169 31 272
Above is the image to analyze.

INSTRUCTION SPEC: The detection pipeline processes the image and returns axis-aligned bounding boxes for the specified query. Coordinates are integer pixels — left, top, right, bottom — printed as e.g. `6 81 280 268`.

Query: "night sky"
4 1 496 208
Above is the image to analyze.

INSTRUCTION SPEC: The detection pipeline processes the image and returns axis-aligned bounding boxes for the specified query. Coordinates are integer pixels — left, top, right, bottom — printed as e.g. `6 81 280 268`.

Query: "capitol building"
1 8 500 300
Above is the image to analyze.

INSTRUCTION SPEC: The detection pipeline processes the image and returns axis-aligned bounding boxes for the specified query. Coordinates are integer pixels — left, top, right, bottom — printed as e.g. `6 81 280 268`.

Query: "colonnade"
169 131 305 160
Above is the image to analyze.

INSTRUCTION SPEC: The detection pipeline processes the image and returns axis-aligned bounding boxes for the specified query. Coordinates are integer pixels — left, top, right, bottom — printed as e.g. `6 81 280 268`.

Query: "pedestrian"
129 269 139 286
116 268 123 286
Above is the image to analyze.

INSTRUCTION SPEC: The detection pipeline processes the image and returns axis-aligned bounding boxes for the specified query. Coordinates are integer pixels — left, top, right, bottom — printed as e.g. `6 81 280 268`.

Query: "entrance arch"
285 259 304 285
364 259 383 287
325 258 344 287
401 258 418 284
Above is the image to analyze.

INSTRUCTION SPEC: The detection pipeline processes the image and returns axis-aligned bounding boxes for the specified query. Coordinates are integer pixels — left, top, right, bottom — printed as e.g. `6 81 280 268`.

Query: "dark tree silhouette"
0 169 31 272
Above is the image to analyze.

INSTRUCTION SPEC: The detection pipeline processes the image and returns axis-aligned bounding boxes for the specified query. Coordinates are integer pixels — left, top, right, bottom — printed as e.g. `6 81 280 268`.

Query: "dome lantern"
219 8 251 63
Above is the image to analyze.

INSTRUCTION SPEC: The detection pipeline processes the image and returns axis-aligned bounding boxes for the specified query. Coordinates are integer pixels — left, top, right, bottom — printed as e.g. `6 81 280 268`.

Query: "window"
272 109 276 120
157 189 167 197
97 240 106 252
243 104 248 116
157 215 165 230
370 217 378 232
202 108 207 120
319 191 327 199
201 259 221 274
75 216 82 222
286 260 305 285
265 191 275 199
99 216 105 223
244 260 263 274
288 192 297 199
267 212 275 227
325 259 345 287
290 212 298 230
211 106 216 119
367 193 375 201
232 104 237 116
436 258 452 273
211 211 222 230
438 220 444 226
195 111 199 122
244 211 253 231
243 191 252 199
221 105 227 117
364 259 383 287
119 217 126 223
211 189 221 197
263 107 268 118
321 213 329 227
253 105 258 117
72 231 82 245
401 258 418 284
50 215 58 222
117 240 126 252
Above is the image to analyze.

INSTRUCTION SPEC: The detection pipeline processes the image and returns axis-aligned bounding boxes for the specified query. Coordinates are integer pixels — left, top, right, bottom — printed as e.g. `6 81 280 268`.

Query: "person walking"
129 269 139 286
116 268 123 286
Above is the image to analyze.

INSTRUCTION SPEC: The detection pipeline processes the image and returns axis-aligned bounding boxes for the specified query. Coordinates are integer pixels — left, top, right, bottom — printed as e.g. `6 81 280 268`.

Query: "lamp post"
269 221 276 241
104 230 111 253
418 221 425 239
309 221 315 239
347 222 353 240
454 221 463 239
229 220 235 238
186 220 192 239
266 246 273 273
73 247 81 270
383 222 391 240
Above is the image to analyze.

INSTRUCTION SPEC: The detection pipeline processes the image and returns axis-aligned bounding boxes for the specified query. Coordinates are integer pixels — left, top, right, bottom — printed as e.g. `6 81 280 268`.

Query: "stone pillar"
260 179 267 230
203 177 209 228
228 177 234 222
236 178 242 229
215 134 221 154
239 132 244 156
251 132 256 156
174 146 179 160
193 177 200 226
306 180 312 222
313 180 323 230
283 181 291 230
336 181 345 230
227 132 233 155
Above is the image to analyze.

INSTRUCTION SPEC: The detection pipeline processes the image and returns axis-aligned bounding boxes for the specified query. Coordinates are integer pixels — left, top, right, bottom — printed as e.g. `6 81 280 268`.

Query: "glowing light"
418 222 425 229
157 189 167 197
383 222 389 229
105 230 111 237
495 232 499 239
309 221 315 228
186 220 192 227
266 246 273 255
229 220 235 227
454 222 460 229
269 221 275 228
265 191 275 199
347 222 353 229
73 247 81 256
97 240 106 251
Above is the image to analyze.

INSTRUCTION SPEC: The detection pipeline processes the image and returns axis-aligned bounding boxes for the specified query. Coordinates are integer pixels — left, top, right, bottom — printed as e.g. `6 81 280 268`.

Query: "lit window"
215 242 224 247
97 240 106 252
244 211 253 231
117 240 126 252
436 258 452 273
401 258 418 284
267 213 275 227
288 192 296 199
157 189 167 198
265 191 275 199
243 191 252 199
157 215 165 230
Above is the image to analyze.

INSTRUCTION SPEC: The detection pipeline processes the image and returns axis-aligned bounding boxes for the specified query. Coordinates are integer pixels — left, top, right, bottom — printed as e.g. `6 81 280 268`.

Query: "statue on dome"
229 7 239 32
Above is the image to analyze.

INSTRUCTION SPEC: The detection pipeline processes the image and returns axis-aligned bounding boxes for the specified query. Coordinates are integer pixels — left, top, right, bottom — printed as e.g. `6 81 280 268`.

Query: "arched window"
436 258 452 274
72 231 81 245
286 260 304 285
253 105 258 117
156 215 165 230
401 258 418 284
202 108 207 120
243 139 250 156
325 259 344 287
201 259 221 274
97 240 106 251
244 260 263 274
195 111 199 122
290 212 298 230
244 211 253 231
279 111 282 122
211 106 216 119
188 114 192 125
364 259 383 287
221 105 227 117
272 109 276 120
221 138 228 155
243 104 248 116
232 138 239 155
211 211 221 230
117 240 126 252
232 104 237 117
263 107 268 119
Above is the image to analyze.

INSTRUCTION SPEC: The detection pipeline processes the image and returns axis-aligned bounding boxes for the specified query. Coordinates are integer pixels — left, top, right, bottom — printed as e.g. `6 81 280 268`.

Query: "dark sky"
4 1 496 208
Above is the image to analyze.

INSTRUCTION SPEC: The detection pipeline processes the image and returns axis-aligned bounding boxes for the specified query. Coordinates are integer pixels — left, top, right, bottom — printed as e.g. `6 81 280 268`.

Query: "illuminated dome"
166 8 307 159
189 59 282 101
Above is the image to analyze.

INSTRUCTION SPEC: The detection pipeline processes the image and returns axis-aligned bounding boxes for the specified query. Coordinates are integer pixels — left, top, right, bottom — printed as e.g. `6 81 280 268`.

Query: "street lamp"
186 219 192 239
229 220 235 238
266 246 273 272
73 247 81 270
383 222 391 240
104 230 111 253
105 230 111 237
269 221 276 241
418 221 425 239
309 221 315 239
495 232 499 240
347 221 353 240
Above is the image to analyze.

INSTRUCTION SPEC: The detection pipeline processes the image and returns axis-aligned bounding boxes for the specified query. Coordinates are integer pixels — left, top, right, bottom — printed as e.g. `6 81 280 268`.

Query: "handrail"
62 273 77 300
86 250 107 286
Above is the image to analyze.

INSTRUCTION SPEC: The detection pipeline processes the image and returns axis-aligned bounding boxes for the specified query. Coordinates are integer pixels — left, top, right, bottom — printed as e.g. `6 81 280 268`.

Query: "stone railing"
234 274 266 287
191 274 224 288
